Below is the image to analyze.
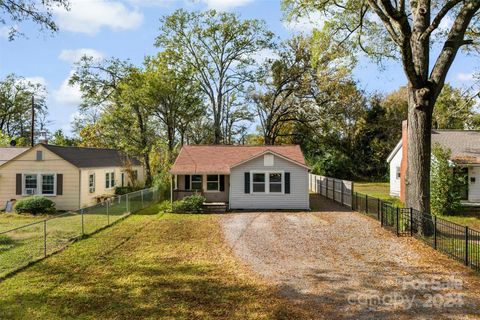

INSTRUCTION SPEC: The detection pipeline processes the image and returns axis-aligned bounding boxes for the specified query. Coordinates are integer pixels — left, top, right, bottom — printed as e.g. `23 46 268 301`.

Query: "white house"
388 121 480 203
170 145 310 210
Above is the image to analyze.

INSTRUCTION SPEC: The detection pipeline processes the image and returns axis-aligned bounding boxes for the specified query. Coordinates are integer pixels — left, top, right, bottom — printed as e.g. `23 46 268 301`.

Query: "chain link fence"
0 187 161 279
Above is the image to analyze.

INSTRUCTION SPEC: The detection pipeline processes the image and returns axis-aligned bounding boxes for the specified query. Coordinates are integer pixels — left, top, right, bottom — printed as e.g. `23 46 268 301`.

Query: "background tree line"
1 8 479 187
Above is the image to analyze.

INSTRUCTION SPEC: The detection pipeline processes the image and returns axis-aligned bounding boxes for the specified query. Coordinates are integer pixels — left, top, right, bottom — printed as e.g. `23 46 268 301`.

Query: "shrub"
0 234 14 245
158 200 172 213
114 185 143 195
172 194 205 213
15 196 56 215
431 144 464 216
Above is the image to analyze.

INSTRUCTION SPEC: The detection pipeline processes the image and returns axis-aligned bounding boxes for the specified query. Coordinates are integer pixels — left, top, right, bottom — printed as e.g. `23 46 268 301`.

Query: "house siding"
389 146 402 197
0 145 80 211
79 165 145 208
229 155 309 210
468 166 480 202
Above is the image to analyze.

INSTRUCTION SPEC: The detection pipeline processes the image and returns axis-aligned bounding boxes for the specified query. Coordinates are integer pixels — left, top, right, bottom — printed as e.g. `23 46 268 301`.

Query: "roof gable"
170 145 307 174
0 147 29 164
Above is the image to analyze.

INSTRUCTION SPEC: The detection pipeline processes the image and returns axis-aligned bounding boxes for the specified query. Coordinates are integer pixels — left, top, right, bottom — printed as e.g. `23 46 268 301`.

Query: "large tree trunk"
406 85 435 235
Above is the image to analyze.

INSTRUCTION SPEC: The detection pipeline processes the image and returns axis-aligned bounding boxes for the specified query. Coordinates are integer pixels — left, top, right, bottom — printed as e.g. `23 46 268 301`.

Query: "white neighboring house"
387 140 402 197
388 122 480 203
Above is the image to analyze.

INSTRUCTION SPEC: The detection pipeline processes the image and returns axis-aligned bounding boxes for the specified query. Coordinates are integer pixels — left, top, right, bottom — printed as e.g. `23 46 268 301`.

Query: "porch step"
203 202 227 213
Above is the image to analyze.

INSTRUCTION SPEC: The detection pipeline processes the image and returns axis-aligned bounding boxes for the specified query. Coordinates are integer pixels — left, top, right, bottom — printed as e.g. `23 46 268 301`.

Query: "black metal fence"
312 179 480 273
0 187 161 279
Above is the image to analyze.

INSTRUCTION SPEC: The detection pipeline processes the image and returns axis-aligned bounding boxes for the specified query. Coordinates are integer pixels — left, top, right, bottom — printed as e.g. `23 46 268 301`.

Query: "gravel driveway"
220 196 480 319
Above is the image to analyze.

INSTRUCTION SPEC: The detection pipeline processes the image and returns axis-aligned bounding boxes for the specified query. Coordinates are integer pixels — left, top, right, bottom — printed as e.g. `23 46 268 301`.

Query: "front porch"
172 174 229 204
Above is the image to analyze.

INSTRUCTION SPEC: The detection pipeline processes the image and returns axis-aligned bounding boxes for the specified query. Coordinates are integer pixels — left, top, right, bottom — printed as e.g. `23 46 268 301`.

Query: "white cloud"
59 48 104 63
53 0 143 35
456 72 475 82
201 0 253 10
0 26 10 39
53 72 83 107
251 48 278 64
283 12 324 33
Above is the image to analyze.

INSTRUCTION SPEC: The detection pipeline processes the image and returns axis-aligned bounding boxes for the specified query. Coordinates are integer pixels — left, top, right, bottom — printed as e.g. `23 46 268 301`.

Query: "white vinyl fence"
309 174 354 207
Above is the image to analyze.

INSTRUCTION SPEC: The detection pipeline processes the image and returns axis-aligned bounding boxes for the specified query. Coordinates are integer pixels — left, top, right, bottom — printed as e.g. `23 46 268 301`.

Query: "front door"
456 167 469 201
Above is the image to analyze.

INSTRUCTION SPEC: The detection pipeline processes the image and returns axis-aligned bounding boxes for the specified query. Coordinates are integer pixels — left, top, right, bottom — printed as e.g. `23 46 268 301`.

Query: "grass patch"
438 215 480 231
0 205 311 319
354 182 404 207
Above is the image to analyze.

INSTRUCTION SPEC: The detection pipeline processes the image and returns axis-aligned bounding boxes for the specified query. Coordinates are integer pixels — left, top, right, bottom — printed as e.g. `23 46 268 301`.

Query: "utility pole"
31 95 35 147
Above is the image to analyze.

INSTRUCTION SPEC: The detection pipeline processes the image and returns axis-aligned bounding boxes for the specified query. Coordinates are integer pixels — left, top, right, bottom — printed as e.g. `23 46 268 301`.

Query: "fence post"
126 194 130 213
377 198 380 220
434 215 437 249
341 183 344 206
107 201 110 225
365 195 368 214
81 208 84 235
350 182 355 209
396 207 400 236
141 189 144 209
465 226 469 266
43 220 47 257
380 203 384 226
319 178 322 195
410 208 413 236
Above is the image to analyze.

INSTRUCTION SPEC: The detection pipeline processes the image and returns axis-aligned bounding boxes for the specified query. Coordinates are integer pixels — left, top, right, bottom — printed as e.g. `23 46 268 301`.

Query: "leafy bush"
0 234 14 245
172 194 205 213
115 185 144 195
158 200 172 213
15 196 56 215
431 144 464 216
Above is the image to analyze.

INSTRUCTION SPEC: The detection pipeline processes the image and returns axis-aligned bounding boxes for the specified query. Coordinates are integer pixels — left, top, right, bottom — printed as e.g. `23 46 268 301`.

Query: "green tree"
50 129 78 146
1 0 69 40
283 0 480 216
155 9 275 144
430 144 464 216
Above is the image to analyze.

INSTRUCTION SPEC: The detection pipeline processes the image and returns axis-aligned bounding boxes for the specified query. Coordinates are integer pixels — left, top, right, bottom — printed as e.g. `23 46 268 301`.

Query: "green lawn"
353 182 404 207
0 205 310 320
440 215 480 231
0 201 132 279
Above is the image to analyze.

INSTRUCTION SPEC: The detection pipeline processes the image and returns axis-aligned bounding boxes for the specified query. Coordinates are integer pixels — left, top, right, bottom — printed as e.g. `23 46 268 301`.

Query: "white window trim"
250 170 284 194
22 173 57 197
105 171 115 189
205 174 221 193
190 174 203 190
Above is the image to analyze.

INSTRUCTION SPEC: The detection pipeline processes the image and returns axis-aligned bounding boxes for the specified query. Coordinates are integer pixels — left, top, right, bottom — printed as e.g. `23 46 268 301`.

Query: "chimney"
38 130 48 144
400 120 408 203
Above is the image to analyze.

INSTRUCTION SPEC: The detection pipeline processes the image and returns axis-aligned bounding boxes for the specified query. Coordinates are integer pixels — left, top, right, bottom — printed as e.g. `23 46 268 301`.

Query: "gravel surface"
220 195 480 319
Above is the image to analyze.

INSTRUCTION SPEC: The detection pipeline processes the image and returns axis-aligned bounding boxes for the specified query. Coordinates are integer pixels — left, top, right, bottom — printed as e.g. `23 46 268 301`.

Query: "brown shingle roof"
170 145 307 174
431 130 480 164
41 144 142 168
0 147 29 163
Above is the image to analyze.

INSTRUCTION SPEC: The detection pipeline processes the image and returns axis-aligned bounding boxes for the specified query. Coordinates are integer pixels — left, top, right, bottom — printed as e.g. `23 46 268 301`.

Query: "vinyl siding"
79 165 145 208
468 166 480 202
229 155 309 210
0 145 80 211
389 147 402 197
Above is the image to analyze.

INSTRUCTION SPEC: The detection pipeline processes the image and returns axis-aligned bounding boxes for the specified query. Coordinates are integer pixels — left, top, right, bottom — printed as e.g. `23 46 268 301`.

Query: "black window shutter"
185 175 190 190
16 174 22 195
57 174 63 195
244 172 250 193
219 175 225 192
285 172 290 194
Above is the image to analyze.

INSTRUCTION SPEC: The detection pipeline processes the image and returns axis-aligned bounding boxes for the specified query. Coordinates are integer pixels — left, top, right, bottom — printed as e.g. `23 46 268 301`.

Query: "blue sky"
0 0 477 135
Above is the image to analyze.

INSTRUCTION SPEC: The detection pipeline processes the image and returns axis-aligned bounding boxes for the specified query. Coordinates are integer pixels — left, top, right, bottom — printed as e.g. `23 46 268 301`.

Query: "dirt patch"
220 197 480 319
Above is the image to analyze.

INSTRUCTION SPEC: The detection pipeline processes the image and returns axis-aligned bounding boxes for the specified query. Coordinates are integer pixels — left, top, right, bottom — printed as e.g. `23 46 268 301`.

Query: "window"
269 173 282 193
89 173 96 193
36 151 43 161
396 167 401 180
105 172 115 189
24 174 38 195
252 173 265 193
207 175 219 191
41 174 55 195
23 173 56 196
191 175 202 190
121 172 125 187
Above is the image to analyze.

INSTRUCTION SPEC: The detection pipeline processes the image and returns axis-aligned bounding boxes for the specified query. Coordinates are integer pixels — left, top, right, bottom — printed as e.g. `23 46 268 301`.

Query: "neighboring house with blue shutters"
170 145 310 210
